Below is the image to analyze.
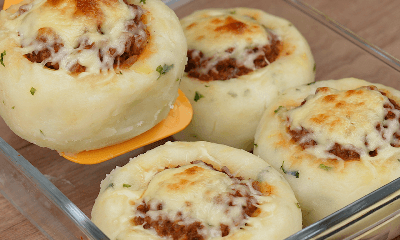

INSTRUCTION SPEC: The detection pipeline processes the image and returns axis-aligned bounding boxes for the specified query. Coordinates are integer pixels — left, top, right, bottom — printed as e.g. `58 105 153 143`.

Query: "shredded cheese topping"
133 163 261 238
10 0 148 74
182 12 281 80
285 86 400 159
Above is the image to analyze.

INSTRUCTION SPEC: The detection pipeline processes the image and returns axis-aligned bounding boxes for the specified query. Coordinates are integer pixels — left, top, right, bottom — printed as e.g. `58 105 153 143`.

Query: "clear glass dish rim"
285 0 400 72
284 0 400 238
0 137 110 240
1 0 400 239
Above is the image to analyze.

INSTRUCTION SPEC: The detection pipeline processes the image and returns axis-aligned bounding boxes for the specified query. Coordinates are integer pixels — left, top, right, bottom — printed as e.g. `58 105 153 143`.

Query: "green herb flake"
274 106 283 113
123 184 131 188
156 64 174 79
117 71 123 75
230 10 236 14
205 85 210 87
313 63 316 72
307 81 316 85
319 164 333 171
40 129 44 136
176 78 180 81
140 0 146 3
280 161 286 172
30 87 36 95
192 134 197 138
0 50 6 67
296 202 301 208
194 91 204 102
11 106 15 109
107 183 114 189
280 161 300 178
254 143 258 147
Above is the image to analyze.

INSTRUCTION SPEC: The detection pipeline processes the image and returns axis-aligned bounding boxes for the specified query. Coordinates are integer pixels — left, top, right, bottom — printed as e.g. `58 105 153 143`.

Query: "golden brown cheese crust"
182 12 283 79
131 162 262 239
199 15 263 39
286 85 394 160
16 0 149 73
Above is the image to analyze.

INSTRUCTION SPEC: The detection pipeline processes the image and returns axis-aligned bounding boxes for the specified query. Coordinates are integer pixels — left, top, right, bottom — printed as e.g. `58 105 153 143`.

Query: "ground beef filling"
24 28 65 71
23 3 148 73
288 124 362 161
133 202 205 240
185 35 281 81
287 88 400 160
377 91 400 148
132 161 261 239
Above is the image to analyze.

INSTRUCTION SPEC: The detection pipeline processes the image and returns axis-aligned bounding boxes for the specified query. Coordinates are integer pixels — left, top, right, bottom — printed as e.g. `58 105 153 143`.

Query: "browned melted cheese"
214 16 249 35
166 166 205 191
182 12 282 81
132 161 262 239
15 0 149 73
285 86 400 160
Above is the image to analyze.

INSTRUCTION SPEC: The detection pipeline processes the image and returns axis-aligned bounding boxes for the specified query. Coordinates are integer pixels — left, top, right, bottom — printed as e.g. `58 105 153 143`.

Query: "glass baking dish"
1 0 400 239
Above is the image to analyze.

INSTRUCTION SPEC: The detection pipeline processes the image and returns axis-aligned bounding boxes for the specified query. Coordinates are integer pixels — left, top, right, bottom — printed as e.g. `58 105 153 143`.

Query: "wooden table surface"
1 0 400 239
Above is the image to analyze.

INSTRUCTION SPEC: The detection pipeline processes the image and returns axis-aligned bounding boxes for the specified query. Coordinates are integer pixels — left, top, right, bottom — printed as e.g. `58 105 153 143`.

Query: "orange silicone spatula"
3 0 193 164
62 90 192 164
3 0 14 10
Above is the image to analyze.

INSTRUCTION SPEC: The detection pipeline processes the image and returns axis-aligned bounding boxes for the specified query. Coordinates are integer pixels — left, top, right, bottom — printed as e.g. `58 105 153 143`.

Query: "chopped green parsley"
107 183 114 189
0 50 6 67
274 106 284 113
254 143 258 147
123 184 131 188
194 91 204 102
30 87 36 95
140 0 146 3
11 106 15 109
280 161 299 178
307 81 316 85
313 63 316 72
156 64 174 79
319 164 333 171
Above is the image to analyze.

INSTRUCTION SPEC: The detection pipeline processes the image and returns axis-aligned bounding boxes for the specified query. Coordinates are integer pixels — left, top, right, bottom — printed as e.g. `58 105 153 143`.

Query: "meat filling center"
285 86 400 160
132 161 262 240
19 1 148 74
184 34 281 81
